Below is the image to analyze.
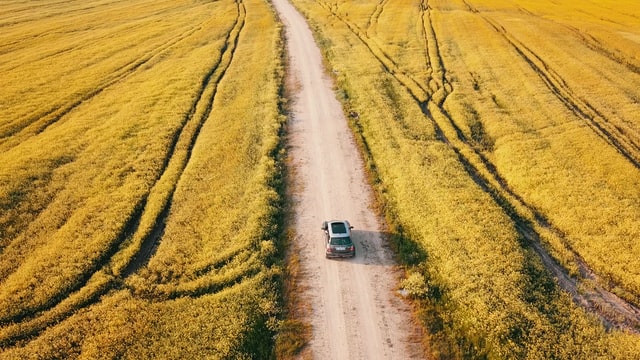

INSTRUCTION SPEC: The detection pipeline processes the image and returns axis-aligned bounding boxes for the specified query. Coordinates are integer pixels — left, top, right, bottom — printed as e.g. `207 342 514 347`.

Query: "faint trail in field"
0 0 131 59
122 0 246 279
457 1 640 329
0 0 131 28
570 27 640 74
366 0 389 37
570 0 640 26
517 224 640 332
0 0 72 27
0 2 200 71
0 197 146 348
0 41 82 69
315 1 431 100
318 0 452 109
512 7 640 154
314 0 640 333
461 0 640 169
419 0 452 106
456 0 640 332
0 0 247 348
455 145 640 332
418 0 435 91
0 16 213 152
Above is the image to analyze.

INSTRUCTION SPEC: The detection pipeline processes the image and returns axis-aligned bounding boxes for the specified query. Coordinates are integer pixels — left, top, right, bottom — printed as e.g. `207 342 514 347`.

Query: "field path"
272 0 424 358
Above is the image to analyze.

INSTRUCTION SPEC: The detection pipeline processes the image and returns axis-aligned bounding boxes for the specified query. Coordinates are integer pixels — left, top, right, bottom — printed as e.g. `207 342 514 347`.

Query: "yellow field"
0 0 286 358
3 0 640 358
288 0 640 358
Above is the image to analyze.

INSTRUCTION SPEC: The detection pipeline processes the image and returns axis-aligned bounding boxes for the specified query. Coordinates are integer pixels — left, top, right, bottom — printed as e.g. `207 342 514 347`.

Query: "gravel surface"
272 0 425 358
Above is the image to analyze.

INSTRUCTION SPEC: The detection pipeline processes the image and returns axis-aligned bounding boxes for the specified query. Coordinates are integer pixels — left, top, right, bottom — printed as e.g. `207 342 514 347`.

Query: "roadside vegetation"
288 0 640 358
0 0 287 358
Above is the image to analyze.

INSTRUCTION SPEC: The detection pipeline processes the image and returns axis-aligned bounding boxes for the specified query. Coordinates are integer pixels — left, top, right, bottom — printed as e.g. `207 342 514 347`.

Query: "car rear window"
330 237 351 246
330 222 347 234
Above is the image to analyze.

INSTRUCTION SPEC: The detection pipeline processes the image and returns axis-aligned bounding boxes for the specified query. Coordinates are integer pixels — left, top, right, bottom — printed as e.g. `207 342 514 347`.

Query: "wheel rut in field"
0 0 133 28
0 5 216 151
459 0 640 329
121 0 246 279
315 0 432 99
462 0 640 169
366 0 389 37
315 0 640 333
420 0 452 105
0 0 247 348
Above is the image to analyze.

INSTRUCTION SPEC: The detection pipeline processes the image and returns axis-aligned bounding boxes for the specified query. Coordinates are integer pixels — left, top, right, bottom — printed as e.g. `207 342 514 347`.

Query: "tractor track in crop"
316 0 640 333
315 1 431 100
459 1 640 330
438 0 640 333
462 0 640 170
419 0 452 105
0 0 247 348
569 25 640 75
451 1 640 332
121 0 246 279
365 0 389 37
0 16 214 152
0 0 131 28
511 8 640 152
0 0 187 60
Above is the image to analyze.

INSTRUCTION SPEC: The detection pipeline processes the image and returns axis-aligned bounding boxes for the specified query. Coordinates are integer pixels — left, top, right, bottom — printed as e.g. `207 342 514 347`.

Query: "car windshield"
330 237 351 246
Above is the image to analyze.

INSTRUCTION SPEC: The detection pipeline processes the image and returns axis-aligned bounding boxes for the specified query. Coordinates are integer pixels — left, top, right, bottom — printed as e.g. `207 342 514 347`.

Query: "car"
322 220 355 258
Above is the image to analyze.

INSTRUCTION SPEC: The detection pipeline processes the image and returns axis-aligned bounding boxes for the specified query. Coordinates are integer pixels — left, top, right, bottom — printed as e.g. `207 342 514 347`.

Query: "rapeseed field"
288 0 640 358
3 0 640 358
0 0 286 357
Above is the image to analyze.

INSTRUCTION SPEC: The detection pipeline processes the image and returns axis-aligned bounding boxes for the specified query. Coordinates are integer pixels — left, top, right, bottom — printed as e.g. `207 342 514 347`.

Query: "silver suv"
321 220 355 258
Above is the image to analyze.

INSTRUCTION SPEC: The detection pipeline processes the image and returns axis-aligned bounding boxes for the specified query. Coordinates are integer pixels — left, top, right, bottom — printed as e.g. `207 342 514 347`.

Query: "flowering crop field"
3 0 640 358
0 0 286 358
288 0 640 358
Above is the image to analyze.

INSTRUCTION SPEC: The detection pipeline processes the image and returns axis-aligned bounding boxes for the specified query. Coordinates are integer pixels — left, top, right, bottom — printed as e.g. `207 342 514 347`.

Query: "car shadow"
326 230 400 267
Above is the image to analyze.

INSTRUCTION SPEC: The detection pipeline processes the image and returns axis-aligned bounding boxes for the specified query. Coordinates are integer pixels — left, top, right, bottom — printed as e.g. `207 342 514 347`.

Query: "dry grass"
289 0 640 358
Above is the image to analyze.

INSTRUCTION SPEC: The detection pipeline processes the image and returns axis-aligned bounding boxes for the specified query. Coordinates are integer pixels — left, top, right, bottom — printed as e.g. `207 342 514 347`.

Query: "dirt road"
272 0 423 358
